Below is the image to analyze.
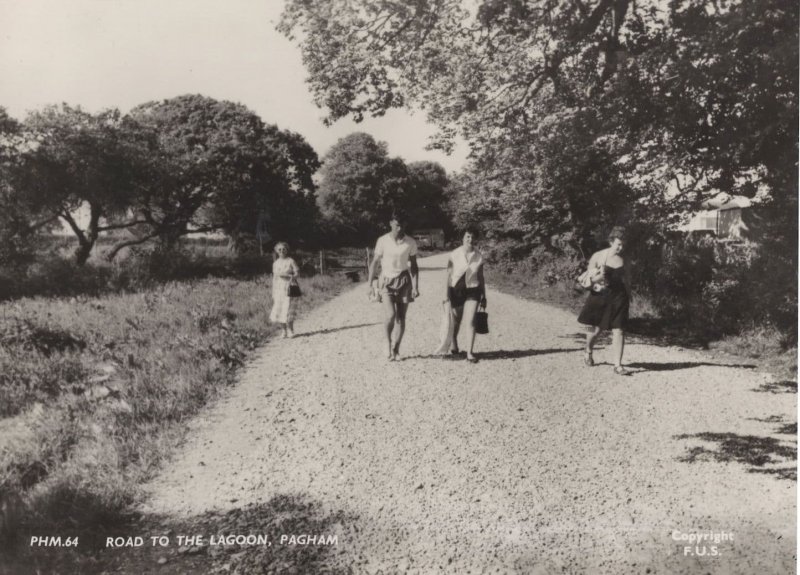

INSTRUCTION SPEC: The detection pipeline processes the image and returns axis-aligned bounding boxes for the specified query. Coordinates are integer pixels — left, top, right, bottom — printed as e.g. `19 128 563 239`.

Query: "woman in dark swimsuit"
578 227 631 375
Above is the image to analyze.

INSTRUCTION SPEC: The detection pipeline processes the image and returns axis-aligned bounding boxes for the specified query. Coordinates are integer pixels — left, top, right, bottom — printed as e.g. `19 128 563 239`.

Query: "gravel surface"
139 253 796 574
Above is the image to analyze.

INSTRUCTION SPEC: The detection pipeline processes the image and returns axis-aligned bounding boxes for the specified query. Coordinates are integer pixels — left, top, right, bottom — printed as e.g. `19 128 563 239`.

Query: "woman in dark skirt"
578 227 631 375
442 228 486 363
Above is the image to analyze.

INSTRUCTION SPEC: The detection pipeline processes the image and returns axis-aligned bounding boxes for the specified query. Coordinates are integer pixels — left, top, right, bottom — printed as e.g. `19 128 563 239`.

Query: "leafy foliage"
125 95 320 254
281 0 797 238
406 160 451 231
0 107 53 266
14 105 145 265
317 132 450 243
1 96 323 266
282 0 797 337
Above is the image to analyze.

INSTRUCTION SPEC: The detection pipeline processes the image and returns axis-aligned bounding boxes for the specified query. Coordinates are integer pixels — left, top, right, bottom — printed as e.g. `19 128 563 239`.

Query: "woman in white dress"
270 242 300 338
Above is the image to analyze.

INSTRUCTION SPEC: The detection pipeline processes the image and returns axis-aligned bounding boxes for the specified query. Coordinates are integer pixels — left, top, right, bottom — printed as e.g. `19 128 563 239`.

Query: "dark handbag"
287 277 302 298
473 303 489 334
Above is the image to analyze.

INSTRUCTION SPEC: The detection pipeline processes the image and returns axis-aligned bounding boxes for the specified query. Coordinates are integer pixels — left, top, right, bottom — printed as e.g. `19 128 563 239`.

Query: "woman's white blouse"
449 246 483 288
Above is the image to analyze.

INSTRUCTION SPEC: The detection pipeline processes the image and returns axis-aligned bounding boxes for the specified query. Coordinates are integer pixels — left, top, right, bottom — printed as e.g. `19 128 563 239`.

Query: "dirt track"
139 253 796 574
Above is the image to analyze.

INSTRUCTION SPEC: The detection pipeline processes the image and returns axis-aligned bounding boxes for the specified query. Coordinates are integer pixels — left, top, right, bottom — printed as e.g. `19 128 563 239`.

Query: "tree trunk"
75 241 92 266
157 225 185 252
73 203 102 266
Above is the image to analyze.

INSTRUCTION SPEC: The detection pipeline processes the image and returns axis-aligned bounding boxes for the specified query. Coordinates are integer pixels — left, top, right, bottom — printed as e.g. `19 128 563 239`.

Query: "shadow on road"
751 379 797 394
628 361 756 372
476 348 582 361
747 416 798 436
558 332 609 352
294 322 378 338
674 432 797 481
407 348 582 361
3 494 354 574
749 467 797 480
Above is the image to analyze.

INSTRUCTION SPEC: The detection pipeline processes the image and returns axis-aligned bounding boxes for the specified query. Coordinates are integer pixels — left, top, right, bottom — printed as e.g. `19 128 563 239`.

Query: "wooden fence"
317 247 371 281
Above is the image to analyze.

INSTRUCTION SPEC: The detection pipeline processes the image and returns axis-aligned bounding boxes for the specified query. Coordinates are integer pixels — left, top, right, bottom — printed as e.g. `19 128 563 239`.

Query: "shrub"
485 229 797 347
625 234 795 338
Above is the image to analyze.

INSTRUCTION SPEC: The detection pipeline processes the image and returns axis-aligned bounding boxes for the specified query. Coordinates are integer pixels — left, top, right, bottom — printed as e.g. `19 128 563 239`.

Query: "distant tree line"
317 132 452 244
0 95 321 266
0 96 453 270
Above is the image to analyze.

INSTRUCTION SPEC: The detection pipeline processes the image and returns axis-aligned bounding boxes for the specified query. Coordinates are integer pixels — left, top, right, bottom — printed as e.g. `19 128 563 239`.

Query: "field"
0 247 351 546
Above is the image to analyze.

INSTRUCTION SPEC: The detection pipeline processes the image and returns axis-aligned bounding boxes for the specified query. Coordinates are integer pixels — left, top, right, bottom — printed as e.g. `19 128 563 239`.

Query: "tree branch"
97 219 150 232
106 232 160 261
24 215 60 234
59 211 87 245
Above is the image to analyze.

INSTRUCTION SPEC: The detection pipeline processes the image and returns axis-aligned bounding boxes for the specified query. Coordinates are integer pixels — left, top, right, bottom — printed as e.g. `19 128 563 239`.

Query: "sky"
0 0 469 173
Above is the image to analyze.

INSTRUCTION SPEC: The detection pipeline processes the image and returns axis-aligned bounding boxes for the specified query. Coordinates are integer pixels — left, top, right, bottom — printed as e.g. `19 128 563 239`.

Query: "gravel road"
140 253 796 574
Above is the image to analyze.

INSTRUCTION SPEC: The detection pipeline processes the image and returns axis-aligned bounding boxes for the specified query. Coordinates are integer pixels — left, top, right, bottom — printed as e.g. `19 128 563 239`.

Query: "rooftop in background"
681 195 760 240
701 195 754 211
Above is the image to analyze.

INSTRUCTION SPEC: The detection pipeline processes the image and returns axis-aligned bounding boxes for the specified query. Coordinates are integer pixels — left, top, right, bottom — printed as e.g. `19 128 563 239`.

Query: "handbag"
473 303 489 335
287 277 302 298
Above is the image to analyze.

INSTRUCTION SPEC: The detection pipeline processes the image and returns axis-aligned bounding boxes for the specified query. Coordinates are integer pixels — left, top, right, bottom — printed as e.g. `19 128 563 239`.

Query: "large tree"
114 94 320 257
405 160 451 231
317 132 409 242
124 95 273 252
251 125 321 246
15 105 144 265
0 107 58 265
449 108 635 253
280 0 797 240
7 97 322 264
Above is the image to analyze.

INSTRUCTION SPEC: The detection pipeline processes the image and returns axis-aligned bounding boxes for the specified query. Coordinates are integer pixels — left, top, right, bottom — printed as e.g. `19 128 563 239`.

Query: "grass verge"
0 272 352 548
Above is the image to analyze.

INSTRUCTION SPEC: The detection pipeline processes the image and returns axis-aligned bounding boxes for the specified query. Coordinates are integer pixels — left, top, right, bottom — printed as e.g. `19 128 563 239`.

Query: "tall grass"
483 261 585 314
711 324 797 380
0 236 331 301
0 272 350 538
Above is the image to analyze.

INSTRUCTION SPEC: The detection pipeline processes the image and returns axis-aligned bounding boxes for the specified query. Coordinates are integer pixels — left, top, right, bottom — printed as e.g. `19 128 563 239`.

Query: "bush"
636 236 795 338
0 239 279 301
484 229 797 348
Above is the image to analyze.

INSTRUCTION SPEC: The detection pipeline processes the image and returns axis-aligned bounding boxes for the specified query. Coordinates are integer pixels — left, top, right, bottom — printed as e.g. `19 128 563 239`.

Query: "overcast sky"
0 0 468 173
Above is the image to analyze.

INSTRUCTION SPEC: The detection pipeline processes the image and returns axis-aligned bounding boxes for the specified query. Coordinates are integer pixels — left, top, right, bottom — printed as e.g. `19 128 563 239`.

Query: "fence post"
319 249 325 275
